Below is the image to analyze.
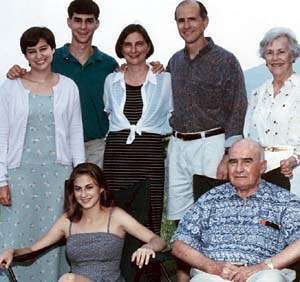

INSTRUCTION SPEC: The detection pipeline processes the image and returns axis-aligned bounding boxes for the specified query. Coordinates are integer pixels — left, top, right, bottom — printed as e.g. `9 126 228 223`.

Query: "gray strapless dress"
66 210 125 282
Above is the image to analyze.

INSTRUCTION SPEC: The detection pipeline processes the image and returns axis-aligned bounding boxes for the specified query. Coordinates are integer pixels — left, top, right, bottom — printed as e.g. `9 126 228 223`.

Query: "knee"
58 273 76 282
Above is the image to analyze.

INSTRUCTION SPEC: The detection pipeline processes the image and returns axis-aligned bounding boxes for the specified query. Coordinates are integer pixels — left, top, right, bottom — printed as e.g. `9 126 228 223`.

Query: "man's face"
67 13 99 44
175 2 208 45
228 142 266 195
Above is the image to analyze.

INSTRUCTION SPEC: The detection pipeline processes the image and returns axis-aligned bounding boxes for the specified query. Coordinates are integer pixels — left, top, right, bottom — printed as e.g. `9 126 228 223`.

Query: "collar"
184 37 214 60
60 44 104 62
227 180 268 200
112 64 157 85
266 72 300 92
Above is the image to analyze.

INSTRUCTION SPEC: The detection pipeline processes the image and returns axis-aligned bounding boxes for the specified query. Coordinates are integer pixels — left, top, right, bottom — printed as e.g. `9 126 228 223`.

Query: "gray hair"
259 27 300 59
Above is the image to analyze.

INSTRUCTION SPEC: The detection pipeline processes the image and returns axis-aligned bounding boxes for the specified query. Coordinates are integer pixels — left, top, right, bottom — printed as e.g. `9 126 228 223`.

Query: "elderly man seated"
171 139 300 282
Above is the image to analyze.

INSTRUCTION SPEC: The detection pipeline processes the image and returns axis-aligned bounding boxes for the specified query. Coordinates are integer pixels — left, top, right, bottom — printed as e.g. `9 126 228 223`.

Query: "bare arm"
116 208 166 268
216 154 229 180
172 240 241 280
228 240 300 282
0 214 68 268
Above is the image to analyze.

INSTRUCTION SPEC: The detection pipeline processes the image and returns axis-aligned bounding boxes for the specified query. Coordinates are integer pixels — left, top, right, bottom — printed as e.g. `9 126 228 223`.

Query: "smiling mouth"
80 198 91 203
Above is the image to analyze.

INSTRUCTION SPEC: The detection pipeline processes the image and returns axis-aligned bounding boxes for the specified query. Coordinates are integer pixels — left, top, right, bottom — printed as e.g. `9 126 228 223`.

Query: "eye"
74 186 81 191
136 41 145 47
176 18 185 24
73 18 82 23
86 19 95 24
86 185 94 190
122 42 131 48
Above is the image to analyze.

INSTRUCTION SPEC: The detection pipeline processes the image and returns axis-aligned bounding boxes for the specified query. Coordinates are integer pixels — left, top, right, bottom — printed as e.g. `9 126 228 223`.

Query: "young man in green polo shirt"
7 0 118 168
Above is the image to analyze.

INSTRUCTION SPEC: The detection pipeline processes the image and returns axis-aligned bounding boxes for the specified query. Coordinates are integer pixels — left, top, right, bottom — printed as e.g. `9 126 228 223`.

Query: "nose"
36 51 43 58
236 161 244 173
80 21 86 29
131 44 136 53
183 19 190 29
80 189 87 197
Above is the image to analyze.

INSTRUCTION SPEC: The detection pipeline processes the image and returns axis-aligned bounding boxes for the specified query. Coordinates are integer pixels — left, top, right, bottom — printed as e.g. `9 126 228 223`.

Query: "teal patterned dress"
0 93 72 281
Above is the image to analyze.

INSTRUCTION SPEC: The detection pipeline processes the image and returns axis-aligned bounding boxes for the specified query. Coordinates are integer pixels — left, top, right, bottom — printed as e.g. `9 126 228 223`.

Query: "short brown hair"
20 27 56 55
64 163 114 222
68 0 100 19
115 24 154 59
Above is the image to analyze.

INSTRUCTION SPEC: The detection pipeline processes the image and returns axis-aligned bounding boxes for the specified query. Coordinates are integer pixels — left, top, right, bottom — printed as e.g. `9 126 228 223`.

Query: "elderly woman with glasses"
244 27 300 197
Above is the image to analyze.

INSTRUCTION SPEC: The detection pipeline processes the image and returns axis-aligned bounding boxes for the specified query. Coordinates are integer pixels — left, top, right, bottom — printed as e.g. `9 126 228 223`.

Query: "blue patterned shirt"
172 180 300 265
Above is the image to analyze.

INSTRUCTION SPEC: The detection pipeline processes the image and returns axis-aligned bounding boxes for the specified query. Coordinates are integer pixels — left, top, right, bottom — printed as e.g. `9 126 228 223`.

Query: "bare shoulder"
55 213 71 236
111 207 129 218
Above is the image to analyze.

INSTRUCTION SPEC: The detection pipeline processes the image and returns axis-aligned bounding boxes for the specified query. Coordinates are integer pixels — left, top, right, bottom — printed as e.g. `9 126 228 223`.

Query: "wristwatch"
264 258 274 269
293 148 300 166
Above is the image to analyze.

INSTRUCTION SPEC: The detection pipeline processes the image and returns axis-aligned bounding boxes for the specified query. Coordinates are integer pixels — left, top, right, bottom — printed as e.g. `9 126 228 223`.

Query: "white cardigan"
0 75 85 186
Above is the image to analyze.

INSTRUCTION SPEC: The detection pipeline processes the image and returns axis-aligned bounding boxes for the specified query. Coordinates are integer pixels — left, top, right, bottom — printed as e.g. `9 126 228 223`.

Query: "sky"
1 0 300 81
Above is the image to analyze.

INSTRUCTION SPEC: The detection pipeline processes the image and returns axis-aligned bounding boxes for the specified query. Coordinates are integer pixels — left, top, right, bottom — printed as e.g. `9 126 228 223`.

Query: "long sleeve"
0 86 9 186
68 84 85 166
222 57 247 147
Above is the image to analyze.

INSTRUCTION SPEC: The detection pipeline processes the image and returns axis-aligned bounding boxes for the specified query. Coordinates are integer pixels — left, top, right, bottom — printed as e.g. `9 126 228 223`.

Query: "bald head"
228 139 267 199
174 0 208 21
229 139 265 162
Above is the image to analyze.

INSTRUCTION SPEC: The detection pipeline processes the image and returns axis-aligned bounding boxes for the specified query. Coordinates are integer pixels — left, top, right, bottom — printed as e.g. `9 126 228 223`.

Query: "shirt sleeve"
171 200 204 251
103 75 112 114
68 82 86 166
221 56 247 147
0 85 9 186
280 195 300 245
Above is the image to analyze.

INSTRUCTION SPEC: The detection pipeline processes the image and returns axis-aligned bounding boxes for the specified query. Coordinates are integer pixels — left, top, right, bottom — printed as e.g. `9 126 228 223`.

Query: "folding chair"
6 178 174 282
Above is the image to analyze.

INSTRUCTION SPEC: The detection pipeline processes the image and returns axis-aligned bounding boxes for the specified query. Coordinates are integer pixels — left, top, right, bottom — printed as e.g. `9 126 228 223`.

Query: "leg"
247 269 295 282
190 268 228 282
166 136 194 220
84 139 105 169
58 273 92 282
193 134 225 178
177 258 191 282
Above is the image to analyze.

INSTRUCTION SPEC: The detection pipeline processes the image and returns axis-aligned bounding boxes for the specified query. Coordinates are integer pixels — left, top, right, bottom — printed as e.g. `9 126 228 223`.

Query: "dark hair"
115 24 154 59
175 0 208 21
68 0 100 19
64 163 114 222
20 27 56 55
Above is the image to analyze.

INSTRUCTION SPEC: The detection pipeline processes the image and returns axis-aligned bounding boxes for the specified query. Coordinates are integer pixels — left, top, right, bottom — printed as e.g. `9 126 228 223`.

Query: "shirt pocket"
188 79 222 110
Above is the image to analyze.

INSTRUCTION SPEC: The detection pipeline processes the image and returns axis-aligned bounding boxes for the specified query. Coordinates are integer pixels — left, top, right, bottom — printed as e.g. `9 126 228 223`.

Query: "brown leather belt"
172 128 225 141
263 146 294 152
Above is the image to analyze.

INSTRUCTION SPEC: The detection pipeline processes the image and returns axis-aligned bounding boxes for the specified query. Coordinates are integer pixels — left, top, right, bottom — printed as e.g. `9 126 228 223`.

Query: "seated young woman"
0 163 166 282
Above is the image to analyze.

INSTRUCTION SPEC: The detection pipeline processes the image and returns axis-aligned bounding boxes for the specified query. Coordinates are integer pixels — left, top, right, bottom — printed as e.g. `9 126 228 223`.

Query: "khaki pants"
190 268 295 282
84 139 105 169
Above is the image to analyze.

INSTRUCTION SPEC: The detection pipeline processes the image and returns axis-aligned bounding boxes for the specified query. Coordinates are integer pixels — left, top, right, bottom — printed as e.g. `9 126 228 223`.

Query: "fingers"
7 65 27 79
149 61 165 73
0 186 12 206
280 160 293 178
131 247 155 268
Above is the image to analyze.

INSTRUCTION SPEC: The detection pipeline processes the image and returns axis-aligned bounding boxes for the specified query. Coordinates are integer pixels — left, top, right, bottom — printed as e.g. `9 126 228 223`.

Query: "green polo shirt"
52 44 118 141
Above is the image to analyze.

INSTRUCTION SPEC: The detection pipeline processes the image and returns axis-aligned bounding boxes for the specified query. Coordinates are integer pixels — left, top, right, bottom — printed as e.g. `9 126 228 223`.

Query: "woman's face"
264 36 294 79
25 38 54 71
73 174 102 210
121 32 150 66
